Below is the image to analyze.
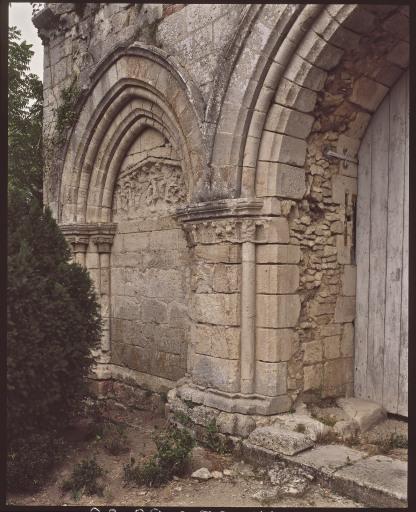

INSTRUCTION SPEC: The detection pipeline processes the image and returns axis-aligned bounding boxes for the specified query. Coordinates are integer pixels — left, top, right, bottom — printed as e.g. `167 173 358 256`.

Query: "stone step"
241 441 407 508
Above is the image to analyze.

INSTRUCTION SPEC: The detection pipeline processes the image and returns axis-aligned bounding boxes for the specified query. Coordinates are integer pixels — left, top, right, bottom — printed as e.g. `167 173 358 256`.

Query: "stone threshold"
241 441 407 508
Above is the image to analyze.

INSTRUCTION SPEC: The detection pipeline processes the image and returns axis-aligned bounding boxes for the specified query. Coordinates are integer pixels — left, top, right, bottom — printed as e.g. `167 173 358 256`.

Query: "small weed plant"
54 79 80 144
123 426 195 487
62 457 105 499
204 419 232 454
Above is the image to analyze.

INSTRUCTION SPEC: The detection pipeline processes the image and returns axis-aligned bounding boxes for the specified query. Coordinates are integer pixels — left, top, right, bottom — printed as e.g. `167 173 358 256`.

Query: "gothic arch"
209 4 408 200
59 43 207 224
247 4 408 199
208 4 324 198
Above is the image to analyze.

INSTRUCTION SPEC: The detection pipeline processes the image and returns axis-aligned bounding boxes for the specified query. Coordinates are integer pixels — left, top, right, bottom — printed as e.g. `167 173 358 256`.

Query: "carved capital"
91 235 114 254
60 223 117 254
64 235 89 255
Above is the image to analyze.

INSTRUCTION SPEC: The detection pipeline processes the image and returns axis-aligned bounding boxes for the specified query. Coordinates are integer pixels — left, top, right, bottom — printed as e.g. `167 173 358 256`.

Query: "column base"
176 383 292 415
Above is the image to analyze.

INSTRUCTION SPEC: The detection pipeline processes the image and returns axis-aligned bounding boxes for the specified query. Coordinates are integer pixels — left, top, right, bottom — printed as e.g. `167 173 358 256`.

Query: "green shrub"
62 457 105 499
7 191 102 491
123 426 195 487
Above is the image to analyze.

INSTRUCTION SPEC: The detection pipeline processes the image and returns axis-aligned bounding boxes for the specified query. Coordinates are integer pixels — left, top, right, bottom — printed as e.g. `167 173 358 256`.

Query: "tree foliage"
7 26 102 492
8 26 43 202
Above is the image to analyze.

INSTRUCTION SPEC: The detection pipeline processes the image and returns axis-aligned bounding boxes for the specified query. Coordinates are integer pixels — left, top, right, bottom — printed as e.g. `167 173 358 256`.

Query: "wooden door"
354 70 408 416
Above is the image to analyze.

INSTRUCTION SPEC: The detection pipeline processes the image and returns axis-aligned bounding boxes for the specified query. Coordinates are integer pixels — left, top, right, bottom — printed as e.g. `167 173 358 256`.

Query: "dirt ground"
7 406 364 508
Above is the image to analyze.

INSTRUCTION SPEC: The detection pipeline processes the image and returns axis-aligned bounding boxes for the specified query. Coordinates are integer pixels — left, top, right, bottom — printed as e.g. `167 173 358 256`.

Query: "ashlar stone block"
341 265 356 296
332 175 357 205
213 264 239 293
257 218 290 244
255 361 287 396
350 76 388 112
303 340 323 364
256 161 306 199
386 41 409 69
303 364 323 391
192 323 240 360
336 235 352 264
264 104 314 139
192 293 240 326
341 323 354 357
259 131 307 167
256 328 296 362
323 358 351 394
323 335 341 360
248 424 314 455
257 244 301 264
256 294 301 328
296 30 344 71
256 264 299 294
192 353 240 393
195 244 241 263
284 55 328 92
275 79 318 113
334 296 356 323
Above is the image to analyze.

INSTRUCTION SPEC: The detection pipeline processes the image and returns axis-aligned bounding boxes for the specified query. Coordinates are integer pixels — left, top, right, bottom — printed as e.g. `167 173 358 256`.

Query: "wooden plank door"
354 70 408 416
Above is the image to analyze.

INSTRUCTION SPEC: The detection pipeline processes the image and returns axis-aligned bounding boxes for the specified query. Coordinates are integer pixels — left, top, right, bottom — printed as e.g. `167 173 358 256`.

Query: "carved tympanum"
113 158 186 219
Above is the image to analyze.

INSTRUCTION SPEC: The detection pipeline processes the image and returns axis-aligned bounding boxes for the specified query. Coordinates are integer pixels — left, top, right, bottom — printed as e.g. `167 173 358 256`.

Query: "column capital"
91 235 114 254
59 223 117 253
64 235 90 253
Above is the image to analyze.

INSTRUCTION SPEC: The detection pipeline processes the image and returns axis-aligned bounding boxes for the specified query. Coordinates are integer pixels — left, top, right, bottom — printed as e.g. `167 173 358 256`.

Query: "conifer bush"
7 190 102 491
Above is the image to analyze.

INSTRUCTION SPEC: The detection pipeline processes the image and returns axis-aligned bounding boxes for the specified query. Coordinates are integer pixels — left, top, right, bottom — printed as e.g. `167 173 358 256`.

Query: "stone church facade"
34 4 408 428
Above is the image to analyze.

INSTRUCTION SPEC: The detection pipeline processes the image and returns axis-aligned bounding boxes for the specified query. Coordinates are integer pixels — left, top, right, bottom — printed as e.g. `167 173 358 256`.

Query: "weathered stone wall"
37 3 247 214
111 128 190 386
34 4 409 414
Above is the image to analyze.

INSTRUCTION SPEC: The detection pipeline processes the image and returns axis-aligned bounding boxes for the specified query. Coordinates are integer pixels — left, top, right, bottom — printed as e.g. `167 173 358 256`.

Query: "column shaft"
240 241 256 393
